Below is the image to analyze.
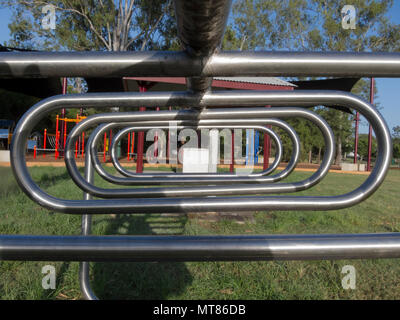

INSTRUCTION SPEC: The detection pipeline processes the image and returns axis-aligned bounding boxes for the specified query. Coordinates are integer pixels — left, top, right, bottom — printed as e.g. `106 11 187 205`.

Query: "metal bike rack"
1 0 400 300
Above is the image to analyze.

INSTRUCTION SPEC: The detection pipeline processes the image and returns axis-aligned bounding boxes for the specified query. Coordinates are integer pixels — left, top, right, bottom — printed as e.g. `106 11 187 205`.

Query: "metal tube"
106 122 286 182
10 90 391 214
2 51 400 78
2 233 400 261
174 0 232 92
79 145 98 300
354 112 359 164
65 110 329 198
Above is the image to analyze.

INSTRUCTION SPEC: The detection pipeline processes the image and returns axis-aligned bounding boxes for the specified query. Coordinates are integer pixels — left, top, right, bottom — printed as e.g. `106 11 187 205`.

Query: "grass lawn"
0 165 399 300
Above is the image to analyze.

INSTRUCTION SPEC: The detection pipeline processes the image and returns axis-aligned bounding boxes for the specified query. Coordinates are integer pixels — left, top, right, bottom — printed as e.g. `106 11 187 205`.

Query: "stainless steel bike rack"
1 0 400 300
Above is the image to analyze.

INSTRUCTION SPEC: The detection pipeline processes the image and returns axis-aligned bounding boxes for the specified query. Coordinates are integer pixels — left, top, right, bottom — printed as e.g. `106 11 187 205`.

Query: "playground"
0 165 399 299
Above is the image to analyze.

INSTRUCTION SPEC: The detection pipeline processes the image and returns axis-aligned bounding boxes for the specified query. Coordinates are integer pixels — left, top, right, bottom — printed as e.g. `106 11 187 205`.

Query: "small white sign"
182 148 210 173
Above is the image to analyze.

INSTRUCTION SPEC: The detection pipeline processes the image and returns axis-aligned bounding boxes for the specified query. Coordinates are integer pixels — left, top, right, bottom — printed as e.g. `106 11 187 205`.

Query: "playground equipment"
33 115 88 160
1 0 400 300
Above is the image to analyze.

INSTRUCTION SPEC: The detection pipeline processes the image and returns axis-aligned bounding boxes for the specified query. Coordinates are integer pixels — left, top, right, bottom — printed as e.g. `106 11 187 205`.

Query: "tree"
393 126 400 139
392 126 400 159
6 0 177 52
224 0 399 164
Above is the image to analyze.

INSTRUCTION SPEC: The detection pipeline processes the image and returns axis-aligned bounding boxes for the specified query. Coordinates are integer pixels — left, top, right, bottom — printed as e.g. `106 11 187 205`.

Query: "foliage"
224 0 399 163
392 126 400 159
5 0 177 51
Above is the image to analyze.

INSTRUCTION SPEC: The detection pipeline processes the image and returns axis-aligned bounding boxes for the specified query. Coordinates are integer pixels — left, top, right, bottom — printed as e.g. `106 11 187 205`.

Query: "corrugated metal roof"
214 77 296 87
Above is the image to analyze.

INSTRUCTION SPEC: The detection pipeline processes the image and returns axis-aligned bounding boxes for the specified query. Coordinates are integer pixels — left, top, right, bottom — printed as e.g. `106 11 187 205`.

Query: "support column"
354 112 360 164
263 105 271 170
136 83 147 173
60 77 67 156
367 78 374 171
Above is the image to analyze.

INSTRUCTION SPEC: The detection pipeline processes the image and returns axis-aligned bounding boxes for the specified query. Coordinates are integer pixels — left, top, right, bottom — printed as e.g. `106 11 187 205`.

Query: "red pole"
55 131 59 159
43 129 47 158
109 130 112 158
367 78 374 171
55 115 59 159
103 132 107 163
127 132 131 160
33 145 37 159
136 83 147 173
75 140 78 159
82 132 85 158
63 120 67 156
354 112 359 164
131 132 135 161
61 77 67 153
263 105 271 170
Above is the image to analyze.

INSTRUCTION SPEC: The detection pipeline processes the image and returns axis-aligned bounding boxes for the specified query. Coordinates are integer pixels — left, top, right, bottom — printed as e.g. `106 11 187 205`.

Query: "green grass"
0 166 399 299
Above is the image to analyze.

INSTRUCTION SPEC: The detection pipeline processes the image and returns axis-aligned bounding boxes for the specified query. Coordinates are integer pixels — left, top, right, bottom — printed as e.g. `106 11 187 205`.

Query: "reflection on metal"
0 0 399 300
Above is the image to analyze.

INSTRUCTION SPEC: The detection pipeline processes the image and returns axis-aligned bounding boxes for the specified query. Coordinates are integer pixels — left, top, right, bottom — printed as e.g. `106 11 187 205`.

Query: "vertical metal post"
127 132 131 160
55 115 59 159
109 130 112 159
103 132 107 163
136 83 147 173
63 120 67 156
81 132 85 158
354 112 360 164
43 129 47 158
60 78 67 154
368 78 374 171
131 132 135 161
79 141 98 300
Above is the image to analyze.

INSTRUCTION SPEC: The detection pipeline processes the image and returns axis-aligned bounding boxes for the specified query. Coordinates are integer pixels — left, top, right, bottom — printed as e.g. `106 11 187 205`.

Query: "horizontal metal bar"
2 51 400 78
1 233 400 261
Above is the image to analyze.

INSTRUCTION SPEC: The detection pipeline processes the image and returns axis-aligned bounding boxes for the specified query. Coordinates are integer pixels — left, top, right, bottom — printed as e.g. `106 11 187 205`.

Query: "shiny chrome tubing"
10 90 391 213
87 121 293 185
2 233 400 261
63 110 328 197
65 107 331 198
79 154 98 301
174 0 232 92
174 0 231 55
2 51 400 78
109 124 284 180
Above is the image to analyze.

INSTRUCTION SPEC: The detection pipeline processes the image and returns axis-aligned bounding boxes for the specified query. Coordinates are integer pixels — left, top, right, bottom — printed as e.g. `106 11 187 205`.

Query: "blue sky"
0 3 400 135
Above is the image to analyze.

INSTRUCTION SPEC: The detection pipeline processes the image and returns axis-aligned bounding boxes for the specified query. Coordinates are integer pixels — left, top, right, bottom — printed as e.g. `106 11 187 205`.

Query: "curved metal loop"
63 107 331 198
10 90 391 214
89 122 286 185
108 124 284 181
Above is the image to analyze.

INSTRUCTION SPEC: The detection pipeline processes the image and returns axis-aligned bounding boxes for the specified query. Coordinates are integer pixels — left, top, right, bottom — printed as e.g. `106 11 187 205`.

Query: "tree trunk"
308 149 312 163
318 147 321 164
335 135 342 165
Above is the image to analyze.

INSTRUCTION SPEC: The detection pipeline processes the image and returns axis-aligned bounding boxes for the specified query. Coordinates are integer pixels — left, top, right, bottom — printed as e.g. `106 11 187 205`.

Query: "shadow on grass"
91 214 193 300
